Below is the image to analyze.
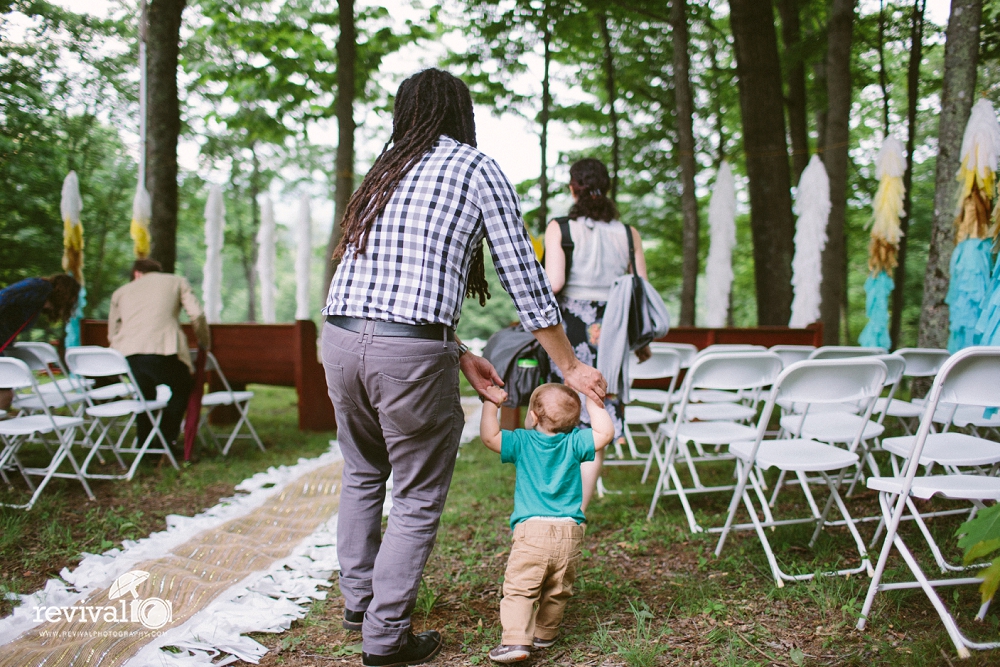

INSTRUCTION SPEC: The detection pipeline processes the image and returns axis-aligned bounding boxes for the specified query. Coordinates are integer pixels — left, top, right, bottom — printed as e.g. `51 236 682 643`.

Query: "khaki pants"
500 519 585 645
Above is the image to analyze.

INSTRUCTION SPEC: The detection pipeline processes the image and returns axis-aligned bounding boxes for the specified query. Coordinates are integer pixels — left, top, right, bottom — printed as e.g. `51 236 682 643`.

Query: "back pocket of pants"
377 368 447 436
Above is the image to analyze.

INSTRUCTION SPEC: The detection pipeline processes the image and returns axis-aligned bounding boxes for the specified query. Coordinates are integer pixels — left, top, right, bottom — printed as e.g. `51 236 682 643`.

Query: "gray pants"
321 321 464 654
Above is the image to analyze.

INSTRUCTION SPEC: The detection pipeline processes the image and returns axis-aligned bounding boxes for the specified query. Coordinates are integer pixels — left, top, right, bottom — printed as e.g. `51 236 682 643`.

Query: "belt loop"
442 325 447 349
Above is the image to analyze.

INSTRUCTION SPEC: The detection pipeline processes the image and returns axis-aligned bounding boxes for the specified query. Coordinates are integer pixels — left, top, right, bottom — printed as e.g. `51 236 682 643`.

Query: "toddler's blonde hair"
529 383 582 434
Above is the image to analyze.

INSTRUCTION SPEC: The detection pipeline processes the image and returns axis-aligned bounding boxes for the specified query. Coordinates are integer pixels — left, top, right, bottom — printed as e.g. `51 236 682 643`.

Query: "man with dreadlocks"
322 68 606 666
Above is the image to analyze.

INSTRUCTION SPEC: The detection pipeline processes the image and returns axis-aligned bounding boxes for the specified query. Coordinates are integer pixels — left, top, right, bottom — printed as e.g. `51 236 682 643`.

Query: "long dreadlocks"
335 68 492 306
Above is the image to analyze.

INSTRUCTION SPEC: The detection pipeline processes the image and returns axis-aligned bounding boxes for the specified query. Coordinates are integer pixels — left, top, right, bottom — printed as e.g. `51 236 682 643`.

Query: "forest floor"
1 386 997 666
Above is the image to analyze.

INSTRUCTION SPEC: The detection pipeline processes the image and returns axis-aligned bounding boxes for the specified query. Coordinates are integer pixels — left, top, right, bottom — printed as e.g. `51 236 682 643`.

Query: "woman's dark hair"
335 68 492 305
43 273 81 323
567 158 619 223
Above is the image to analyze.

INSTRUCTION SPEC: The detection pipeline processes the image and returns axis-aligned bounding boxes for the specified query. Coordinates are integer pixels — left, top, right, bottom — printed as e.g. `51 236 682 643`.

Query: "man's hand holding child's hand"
483 385 508 406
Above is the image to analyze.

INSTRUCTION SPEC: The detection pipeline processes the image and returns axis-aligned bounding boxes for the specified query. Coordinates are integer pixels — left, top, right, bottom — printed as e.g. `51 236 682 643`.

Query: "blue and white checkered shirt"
324 136 561 332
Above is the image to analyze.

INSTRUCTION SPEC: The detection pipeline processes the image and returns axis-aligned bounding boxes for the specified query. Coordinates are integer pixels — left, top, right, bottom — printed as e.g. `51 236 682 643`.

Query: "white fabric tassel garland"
789 155 831 328
203 185 225 324
704 161 737 328
295 194 312 321
257 196 277 324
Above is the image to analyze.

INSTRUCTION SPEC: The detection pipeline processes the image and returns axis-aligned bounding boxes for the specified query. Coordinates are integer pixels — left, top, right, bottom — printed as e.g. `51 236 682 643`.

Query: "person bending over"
480 383 613 663
108 259 211 449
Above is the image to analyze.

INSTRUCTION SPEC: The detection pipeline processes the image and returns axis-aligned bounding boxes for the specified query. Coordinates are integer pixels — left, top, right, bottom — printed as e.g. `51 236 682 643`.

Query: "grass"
0 385 332 615
2 387 1000 665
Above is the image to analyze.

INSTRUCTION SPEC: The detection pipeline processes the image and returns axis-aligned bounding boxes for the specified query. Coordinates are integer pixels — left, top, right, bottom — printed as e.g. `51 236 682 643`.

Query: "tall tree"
818 0 856 344
728 0 796 325
599 11 619 200
918 0 983 349
890 0 925 348
672 0 699 326
777 0 810 183
322 0 357 302
146 0 186 273
539 8 552 227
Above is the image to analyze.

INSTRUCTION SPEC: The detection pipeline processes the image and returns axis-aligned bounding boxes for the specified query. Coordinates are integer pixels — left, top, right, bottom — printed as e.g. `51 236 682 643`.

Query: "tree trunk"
777 0 809 183
890 0 925 348
322 0 356 303
145 0 186 273
246 145 259 322
539 14 551 229
818 0 856 345
728 0 796 325
878 0 890 136
918 0 982 349
672 0 699 326
600 13 619 201
813 60 828 155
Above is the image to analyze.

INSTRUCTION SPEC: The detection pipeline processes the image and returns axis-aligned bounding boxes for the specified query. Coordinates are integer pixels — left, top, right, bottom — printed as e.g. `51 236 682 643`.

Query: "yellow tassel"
871 175 904 245
131 218 151 259
62 217 84 284
529 230 544 261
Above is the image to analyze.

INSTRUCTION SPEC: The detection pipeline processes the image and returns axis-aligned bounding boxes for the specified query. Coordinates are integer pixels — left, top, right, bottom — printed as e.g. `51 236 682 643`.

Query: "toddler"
479 383 613 663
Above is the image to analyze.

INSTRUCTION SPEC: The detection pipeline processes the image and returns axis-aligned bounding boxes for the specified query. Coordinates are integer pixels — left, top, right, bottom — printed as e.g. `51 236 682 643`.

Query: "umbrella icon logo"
109 570 172 630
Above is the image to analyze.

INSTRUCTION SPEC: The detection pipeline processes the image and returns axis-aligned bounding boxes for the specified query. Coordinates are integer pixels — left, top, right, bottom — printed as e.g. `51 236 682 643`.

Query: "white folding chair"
614 348 681 478
874 348 950 435
671 345 769 405
195 350 264 455
649 342 697 369
858 347 1000 659
769 344 816 369
14 341 131 404
647 351 783 532
64 346 178 480
6 344 89 416
713 357 888 586
808 345 886 360
0 358 94 510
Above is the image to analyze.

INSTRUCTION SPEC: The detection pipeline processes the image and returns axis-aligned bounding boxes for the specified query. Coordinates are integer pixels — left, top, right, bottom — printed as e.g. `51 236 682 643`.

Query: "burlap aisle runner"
0 459 343 667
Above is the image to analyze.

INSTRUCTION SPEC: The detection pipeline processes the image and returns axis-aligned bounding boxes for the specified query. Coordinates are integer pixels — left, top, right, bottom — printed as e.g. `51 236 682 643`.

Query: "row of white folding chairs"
856 346 1000 659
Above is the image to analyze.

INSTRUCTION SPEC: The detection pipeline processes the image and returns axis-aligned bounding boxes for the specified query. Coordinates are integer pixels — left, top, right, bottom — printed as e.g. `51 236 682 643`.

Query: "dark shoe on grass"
343 609 364 632
362 630 442 667
488 644 531 663
533 635 557 649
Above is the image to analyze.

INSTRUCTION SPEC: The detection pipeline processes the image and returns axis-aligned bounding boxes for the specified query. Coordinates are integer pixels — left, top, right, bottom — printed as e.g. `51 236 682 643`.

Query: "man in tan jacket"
108 259 212 450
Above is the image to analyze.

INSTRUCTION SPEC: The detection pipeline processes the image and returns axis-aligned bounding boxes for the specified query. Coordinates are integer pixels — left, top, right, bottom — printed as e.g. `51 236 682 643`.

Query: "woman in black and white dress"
544 158 649 510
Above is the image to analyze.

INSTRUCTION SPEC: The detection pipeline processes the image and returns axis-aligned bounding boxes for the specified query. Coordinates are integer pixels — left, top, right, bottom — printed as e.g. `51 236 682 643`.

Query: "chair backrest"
808 345 886 360
684 351 783 392
65 346 131 378
649 342 697 368
769 345 816 369
775 358 887 406
13 341 62 366
933 347 1000 408
874 353 906 387
895 347 950 378
628 348 681 381
5 345 48 372
0 357 36 389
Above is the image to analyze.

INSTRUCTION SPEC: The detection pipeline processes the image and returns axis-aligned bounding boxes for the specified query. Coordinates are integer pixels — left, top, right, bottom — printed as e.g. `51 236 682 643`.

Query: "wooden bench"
80 319 336 431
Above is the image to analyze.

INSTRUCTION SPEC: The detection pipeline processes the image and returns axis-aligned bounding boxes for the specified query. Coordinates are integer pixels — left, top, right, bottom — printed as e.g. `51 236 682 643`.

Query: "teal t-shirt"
500 428 596 530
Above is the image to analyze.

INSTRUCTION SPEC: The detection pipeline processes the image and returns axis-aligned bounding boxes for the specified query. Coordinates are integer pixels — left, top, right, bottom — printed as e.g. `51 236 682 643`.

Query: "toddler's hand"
483 385 508 406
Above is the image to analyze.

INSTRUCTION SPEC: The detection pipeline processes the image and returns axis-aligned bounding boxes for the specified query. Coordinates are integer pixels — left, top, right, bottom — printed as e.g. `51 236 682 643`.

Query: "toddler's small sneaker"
488 644 531 663
533 636 557 649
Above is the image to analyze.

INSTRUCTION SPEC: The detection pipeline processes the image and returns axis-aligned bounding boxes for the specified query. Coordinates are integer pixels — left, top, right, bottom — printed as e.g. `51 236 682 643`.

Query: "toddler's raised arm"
479 387 507 453
586 396 614 452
